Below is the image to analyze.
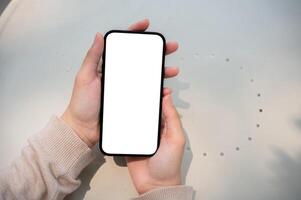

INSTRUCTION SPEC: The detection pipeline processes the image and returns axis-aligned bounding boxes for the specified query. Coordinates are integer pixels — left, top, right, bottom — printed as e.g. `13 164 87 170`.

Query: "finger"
160 114 166 130
164 67 179 78
81 33 104 76
163 87 172 96
128 19 150 31
162 95 182 136
165 41 179 55
128 20 178 56
161 88 172 135
160 104 166 132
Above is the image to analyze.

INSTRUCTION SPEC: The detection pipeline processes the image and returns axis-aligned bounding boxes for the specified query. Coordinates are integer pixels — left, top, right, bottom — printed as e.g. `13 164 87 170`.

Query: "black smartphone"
99 30 166 156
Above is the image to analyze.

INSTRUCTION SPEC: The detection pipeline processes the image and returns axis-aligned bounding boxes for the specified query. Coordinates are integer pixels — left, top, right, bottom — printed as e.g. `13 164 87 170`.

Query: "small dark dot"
186 146 191 151
220 152 224 156
236 147 240 151
250 79 254 82
259 109 263 112
256 124 260 128
248 137 252 141
240 66 244 70
203 153 207 157
257 93 261 97
225 58 230 62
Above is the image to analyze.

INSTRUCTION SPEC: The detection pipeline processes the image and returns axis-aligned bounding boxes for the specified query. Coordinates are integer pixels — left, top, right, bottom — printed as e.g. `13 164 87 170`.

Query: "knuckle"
75 71 87 85
178 135 186 147
75 72 83 82
172 133 186 147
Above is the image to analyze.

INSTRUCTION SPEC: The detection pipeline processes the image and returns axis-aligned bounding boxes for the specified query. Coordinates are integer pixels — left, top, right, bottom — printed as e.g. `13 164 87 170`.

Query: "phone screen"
100 31 165 155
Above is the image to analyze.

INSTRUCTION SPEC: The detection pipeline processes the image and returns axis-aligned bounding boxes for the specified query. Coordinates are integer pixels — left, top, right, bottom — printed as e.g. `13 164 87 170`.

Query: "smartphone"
99 30 166 156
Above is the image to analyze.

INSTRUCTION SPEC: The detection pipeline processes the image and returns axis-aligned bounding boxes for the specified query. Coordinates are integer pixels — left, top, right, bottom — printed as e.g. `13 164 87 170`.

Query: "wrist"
136 185 193 199
138 178 181 195
61 110 96 148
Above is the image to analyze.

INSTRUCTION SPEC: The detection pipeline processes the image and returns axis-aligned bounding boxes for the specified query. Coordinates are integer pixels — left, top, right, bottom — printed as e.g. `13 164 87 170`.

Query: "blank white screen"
101 32 164 155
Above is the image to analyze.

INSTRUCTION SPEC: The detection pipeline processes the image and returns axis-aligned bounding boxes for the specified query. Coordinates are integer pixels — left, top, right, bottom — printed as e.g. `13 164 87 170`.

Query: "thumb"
81 33 104 77
162 94 183 137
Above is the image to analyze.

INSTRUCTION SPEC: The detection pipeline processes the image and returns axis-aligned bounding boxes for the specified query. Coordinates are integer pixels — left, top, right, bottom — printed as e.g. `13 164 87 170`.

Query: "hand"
126 22 185 194
126 93 186 194
61 19 180 148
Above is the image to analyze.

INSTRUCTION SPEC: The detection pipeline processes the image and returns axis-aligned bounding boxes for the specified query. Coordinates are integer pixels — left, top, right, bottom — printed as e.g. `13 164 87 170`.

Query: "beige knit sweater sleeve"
0 116 193 200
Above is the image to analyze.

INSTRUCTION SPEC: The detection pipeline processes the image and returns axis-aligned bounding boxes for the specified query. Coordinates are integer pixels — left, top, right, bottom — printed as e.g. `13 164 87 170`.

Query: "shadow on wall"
170 78 190 109
0 0 10 16
269 118 301 200
182 129 193 184
65 146 106 200
170 78 193 184
269 148 301 200
294 118 301 131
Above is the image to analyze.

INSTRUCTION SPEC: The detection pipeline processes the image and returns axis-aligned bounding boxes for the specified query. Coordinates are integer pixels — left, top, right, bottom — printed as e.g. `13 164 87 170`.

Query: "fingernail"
96 32 102 38
174 42 179 49
141 18 149 23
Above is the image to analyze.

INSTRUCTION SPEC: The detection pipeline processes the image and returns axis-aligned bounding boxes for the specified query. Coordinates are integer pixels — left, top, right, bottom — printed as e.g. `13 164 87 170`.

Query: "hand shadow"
65 145 106 200
294 117 301 131
169 78 190 109
181 129 193 184
169 78 195 197
269 148 301 200
167 78 193 183
266 117 301 200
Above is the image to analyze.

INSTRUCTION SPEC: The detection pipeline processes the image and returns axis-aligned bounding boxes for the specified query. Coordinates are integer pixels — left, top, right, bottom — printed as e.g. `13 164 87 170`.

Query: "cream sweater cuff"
133 185 194 200
29 116 96 179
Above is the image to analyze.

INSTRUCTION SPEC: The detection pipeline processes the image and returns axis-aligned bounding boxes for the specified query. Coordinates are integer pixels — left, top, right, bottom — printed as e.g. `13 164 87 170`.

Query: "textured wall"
1 0 301 199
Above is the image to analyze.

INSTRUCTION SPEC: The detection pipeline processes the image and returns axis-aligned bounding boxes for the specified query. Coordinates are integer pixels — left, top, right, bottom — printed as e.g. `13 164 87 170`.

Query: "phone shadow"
294 117 301 132
65 145 106 200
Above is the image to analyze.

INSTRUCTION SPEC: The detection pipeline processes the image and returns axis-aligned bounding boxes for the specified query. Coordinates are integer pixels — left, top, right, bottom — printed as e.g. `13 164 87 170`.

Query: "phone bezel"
99 30 166 156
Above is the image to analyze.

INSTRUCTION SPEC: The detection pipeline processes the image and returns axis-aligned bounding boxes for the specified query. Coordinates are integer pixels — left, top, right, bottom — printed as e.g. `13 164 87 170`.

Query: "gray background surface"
1 0 301 199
